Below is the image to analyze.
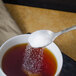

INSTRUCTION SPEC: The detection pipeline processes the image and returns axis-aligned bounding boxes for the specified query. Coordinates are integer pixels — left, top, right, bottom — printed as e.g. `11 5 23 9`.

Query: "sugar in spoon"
28 25 76 48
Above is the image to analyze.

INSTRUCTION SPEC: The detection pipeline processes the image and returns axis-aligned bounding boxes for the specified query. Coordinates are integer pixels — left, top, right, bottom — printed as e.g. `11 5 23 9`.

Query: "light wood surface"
5 4 76 60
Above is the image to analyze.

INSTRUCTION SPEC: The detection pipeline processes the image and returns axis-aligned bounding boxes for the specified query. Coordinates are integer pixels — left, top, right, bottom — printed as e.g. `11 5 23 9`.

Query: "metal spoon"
28 25 76 48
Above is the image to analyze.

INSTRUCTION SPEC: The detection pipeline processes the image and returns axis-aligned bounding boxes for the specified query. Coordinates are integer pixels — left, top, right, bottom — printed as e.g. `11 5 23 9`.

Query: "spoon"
28 25 76 48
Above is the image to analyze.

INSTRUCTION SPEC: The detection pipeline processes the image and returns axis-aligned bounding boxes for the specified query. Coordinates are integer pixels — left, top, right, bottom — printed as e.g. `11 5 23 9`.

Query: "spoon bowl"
28 30 55 48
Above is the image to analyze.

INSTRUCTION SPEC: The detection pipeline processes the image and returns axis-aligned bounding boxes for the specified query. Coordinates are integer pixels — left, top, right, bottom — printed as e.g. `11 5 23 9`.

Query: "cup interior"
0 34 63 76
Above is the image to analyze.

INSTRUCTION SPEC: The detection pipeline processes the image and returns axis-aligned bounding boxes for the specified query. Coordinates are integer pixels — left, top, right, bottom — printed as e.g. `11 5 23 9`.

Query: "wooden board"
5 4 76 60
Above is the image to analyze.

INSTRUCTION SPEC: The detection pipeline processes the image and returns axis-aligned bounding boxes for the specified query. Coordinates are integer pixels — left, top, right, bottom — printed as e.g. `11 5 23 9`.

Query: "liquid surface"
2 43 57 76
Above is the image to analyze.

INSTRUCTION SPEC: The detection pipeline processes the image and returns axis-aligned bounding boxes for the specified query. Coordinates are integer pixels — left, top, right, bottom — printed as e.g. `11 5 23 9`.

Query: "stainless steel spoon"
28 25 76 48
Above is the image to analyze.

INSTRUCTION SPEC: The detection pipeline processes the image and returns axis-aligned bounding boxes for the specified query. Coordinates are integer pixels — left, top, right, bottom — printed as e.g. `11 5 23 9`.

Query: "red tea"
2 43 57 76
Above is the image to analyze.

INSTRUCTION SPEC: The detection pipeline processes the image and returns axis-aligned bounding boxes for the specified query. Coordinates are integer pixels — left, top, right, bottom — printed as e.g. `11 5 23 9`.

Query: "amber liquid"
2 44 57 76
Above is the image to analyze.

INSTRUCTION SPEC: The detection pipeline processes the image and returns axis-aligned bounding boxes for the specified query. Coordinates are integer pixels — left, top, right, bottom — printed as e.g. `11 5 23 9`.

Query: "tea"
2 43 57 76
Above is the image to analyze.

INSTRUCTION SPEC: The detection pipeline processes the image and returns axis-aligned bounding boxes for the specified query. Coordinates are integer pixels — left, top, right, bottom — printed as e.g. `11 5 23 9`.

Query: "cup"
0 34 63 76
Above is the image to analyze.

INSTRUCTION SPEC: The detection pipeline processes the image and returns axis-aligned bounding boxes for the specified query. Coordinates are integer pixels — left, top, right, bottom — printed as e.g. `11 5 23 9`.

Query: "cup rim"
0 34 63 76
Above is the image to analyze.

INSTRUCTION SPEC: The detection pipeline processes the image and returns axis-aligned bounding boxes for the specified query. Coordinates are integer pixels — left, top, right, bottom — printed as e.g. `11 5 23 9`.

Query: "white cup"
0 34 63 76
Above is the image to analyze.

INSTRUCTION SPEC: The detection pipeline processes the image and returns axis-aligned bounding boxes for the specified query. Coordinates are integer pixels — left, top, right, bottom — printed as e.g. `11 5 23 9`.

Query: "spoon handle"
55 25 76 37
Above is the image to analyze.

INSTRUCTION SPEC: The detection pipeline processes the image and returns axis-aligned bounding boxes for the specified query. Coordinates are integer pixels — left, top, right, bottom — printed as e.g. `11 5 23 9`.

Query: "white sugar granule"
22 44 44 73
